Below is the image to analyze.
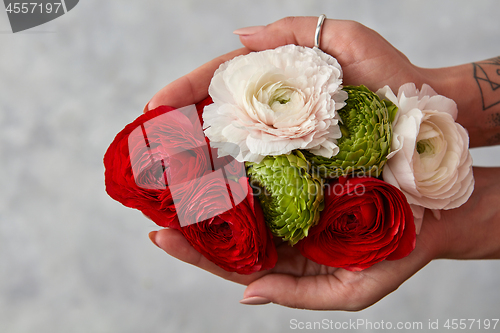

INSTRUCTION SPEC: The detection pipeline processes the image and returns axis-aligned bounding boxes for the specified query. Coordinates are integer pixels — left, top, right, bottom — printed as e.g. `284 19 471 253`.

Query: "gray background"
1 1 500 332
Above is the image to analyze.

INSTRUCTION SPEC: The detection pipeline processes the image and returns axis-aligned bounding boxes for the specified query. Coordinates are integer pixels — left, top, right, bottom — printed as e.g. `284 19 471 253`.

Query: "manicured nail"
148 231 159 248
239 296 271 305
233 26 265 36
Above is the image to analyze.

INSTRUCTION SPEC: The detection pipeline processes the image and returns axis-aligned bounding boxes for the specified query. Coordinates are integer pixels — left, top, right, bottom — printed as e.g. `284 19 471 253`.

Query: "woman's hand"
150 166 500 310
146 16 500 310
147 16 429 111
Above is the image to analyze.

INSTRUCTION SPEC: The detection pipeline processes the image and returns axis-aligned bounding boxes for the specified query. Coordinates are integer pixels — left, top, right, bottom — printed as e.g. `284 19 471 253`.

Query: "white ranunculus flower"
203 44 347 163
377 83 474 232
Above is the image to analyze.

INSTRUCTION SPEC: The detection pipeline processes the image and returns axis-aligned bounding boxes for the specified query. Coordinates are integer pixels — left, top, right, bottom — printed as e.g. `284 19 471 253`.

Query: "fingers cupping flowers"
105 41 474 274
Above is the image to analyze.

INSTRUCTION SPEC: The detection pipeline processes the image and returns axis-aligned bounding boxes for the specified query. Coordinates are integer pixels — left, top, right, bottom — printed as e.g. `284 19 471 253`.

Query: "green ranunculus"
246 151 324 245
304 85 398 179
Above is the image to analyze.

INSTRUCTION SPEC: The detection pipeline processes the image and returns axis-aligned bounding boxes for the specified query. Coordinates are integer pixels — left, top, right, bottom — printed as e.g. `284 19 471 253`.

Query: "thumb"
241 273 371 311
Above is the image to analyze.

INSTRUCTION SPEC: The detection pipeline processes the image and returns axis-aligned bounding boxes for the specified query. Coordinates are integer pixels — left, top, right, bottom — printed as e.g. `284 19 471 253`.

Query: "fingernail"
239 296 271 305
148 231 159 248
233 26 265 36
143 102 150 114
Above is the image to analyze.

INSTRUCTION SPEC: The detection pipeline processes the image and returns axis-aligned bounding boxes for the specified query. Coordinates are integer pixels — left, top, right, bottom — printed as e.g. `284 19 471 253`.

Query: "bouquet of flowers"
104 44 474 274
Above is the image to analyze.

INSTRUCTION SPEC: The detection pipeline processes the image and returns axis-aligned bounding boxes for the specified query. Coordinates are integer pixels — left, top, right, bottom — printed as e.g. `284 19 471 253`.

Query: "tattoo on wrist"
473 56 500 110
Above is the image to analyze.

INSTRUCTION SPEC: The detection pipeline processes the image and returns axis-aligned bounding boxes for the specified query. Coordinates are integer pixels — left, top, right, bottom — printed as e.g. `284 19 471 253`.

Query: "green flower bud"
304 85 397 178
246 151 324 245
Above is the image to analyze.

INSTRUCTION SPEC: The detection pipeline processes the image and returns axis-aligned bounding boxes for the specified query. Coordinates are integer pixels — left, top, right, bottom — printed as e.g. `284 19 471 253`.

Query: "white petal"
203 44 346 162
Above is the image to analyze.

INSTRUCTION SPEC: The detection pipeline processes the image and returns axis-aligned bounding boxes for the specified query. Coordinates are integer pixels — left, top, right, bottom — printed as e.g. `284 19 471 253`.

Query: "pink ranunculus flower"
203 44 347 163
377 83 474 232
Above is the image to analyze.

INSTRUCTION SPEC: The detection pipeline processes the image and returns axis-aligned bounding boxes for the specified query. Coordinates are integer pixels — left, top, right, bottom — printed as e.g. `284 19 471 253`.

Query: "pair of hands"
146 17 500 310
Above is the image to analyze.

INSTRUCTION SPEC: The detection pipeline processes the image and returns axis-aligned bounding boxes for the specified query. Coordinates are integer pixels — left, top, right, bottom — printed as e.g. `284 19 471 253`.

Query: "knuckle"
272 16 301 34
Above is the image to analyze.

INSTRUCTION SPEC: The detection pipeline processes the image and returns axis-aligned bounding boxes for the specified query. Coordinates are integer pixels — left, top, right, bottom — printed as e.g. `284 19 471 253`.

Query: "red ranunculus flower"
297 176 416 271
180 178 278 274
104 105 181 229
104 98 277 273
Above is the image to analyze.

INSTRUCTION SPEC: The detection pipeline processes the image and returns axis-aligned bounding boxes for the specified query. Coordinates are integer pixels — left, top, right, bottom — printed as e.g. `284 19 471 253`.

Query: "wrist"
420 65 478 108
419 60 500 148
426 167 500 260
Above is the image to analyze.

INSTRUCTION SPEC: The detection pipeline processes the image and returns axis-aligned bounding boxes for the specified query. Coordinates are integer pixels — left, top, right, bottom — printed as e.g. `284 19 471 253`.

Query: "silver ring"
313 14 326 50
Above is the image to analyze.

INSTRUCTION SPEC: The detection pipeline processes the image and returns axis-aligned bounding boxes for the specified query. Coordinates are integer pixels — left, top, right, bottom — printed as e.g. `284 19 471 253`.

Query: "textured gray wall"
1 1 499 332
